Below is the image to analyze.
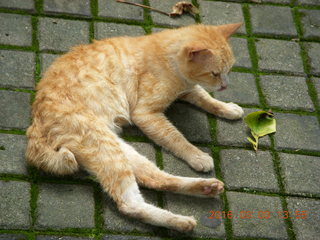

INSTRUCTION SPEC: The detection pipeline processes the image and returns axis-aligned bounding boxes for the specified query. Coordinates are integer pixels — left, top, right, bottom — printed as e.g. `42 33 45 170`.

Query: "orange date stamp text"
208 210 308 220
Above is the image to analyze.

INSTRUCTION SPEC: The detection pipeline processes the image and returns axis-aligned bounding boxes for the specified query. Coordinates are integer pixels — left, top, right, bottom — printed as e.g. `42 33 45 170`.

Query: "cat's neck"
141 32 196 92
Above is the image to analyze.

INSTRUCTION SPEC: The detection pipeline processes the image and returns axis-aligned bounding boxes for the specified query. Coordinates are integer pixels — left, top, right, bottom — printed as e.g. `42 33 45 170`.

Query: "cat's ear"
187 47 212 63
218 22 243 39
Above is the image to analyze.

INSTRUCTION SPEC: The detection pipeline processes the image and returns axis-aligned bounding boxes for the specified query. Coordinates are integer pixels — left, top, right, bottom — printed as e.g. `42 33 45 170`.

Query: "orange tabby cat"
26 23 243 232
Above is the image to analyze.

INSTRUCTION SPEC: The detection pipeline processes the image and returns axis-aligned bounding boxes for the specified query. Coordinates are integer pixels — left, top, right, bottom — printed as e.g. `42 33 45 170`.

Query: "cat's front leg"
132 111 214 172
180 85 244 120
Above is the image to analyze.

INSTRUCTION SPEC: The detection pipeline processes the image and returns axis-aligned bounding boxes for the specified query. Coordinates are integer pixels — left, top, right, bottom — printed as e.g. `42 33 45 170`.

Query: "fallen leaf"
244 110 276 151
170 1 199 17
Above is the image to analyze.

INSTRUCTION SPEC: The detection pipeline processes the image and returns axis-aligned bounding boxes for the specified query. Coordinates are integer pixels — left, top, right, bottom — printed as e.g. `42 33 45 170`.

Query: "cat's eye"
211 72 220 77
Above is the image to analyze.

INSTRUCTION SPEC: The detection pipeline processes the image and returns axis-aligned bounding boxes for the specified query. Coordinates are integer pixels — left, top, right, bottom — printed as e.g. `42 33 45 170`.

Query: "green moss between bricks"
191 0 201 24
242 4 268 109
220 191 234 240
0 44 33 51
269 136 286 194
93 183 104 232
292 6 320 123
91 0 98 17
142 0 153 34
35 0 43 14
30 183 39 227
280 196 297 240
207 0 291 7
0 129 26 135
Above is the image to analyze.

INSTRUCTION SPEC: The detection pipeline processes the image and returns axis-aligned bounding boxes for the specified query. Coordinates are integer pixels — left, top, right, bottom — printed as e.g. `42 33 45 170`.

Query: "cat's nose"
219 73 228 91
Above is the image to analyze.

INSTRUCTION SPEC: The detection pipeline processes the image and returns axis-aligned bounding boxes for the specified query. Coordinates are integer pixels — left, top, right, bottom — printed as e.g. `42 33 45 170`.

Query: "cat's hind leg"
118 140 224 197
76 127 196 232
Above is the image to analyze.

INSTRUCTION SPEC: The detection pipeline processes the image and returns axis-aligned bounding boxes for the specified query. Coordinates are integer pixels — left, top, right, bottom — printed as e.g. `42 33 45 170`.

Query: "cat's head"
177 23 242 91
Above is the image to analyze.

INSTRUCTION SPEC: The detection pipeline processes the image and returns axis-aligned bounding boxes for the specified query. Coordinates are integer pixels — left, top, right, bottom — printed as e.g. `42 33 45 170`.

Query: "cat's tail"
26 127 79 175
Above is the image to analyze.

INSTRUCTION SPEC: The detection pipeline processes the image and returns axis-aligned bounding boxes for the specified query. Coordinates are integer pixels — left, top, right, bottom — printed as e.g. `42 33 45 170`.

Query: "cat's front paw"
220 102 244 120
187 152 214 172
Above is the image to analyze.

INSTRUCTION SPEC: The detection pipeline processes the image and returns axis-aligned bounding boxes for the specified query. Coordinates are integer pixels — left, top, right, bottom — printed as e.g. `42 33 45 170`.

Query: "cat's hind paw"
220 102 244 120
169 215 197 232
188 178 224 197
203 179 224 196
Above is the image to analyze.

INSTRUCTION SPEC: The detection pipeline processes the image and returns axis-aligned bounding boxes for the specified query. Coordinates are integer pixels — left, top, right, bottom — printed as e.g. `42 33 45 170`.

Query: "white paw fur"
187 152 214 172
170 215 197 232
220 102 244 120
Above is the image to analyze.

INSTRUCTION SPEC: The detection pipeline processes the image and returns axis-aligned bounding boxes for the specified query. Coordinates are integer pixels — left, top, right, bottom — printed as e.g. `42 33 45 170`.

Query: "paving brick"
217 108 271 148
304 42 320 75
98 0 144 21
0 134 28 175
274 113 320 151
286 197 320 240
260 0 290 3
0 50 35 89
0 13 32 46
227 192 288 239
311 77 320 105
43 0 91 16
220 149 279 192
162 147 215 177
102 235 161 240
0 234 28 240
37 236 95 240
36 183 95 229
94 22 145 40
256 39 304 74
280 153 320 196
0 90 31 130
40 53 61 75
0 0 34 10
165 103 211 143
152 27 167 33
39 17 89 52
103 189 159 233
128 142 156 164
165 193 225 238
0 181 31 229
149 0 196 27
250 5 297 37
214 72 259 105
38 166 91 180
228 0 290 2
230 37 252 69
200 1 246 35
297 0 320 6
299 9 320 40
260 75 314 111
122 125 145 137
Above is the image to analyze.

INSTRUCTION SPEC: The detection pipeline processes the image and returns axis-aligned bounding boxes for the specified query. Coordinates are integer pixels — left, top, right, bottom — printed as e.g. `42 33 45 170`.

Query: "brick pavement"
0 0 319 239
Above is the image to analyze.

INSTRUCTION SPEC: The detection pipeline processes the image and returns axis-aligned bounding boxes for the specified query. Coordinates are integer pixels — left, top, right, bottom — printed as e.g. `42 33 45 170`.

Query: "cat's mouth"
218 85 227 91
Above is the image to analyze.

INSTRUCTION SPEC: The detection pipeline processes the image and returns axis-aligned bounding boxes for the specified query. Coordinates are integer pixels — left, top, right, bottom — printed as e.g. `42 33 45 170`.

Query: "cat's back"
39 36 139 91
32 36 146 126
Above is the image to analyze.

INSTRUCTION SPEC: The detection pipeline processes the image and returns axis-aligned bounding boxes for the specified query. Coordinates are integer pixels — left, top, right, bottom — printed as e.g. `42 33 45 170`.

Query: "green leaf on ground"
244 110 276 151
